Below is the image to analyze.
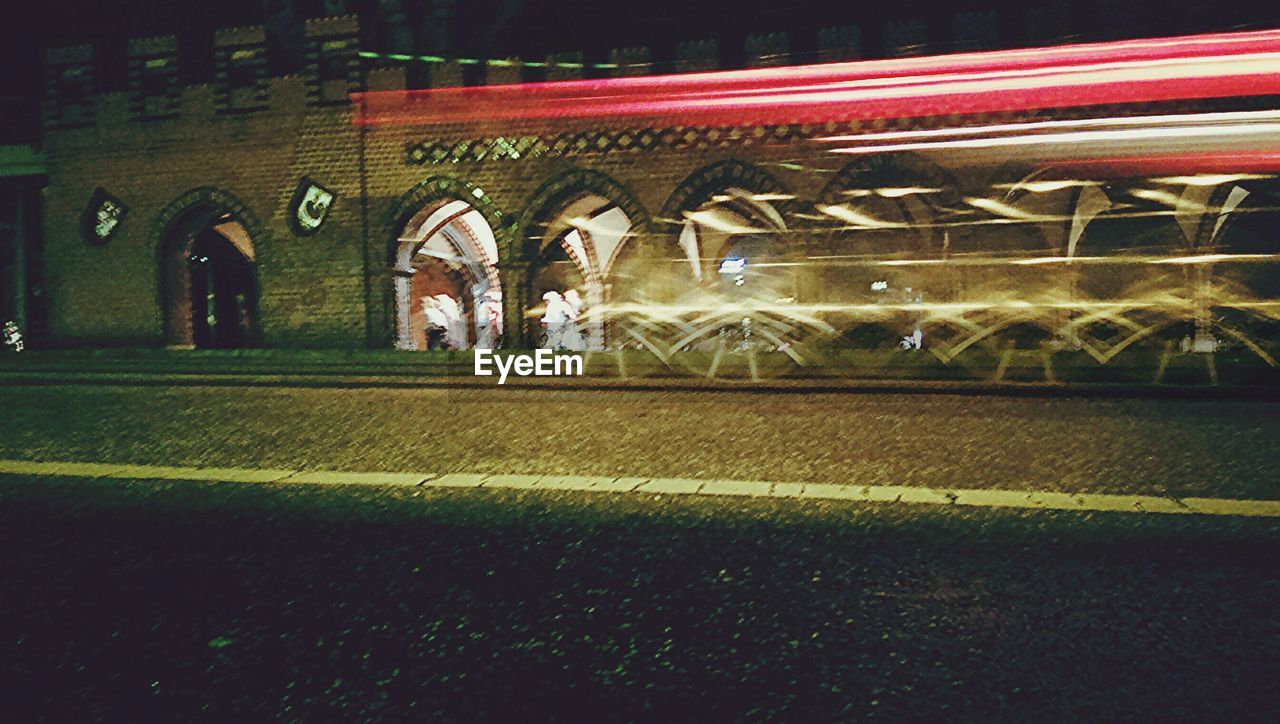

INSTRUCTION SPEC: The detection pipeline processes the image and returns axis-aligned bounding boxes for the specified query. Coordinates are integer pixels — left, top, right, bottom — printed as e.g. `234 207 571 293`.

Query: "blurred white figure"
433 293 466 349
421 296 449 350
560 289 587 352
900 326 923 350
3 321 22 353
541 291 570 349
476 288 503 349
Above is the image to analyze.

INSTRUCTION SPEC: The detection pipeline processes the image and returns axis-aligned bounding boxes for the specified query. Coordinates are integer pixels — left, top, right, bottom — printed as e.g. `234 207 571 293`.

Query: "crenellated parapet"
305 15 362 106
817 26 862 62
214 25 270 114
745 33 789 67
43 18 865 135
127 35 180 121
675 39 719 73
43 44 94 130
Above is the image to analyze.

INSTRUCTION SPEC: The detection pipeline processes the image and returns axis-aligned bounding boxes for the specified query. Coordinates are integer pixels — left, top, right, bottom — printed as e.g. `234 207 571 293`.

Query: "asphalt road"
3 384 1279 719
1 477 1277 721
0 384 1278 499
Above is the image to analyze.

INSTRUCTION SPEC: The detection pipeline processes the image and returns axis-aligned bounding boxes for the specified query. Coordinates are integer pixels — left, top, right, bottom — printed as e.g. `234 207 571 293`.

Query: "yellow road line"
1 458 1278 518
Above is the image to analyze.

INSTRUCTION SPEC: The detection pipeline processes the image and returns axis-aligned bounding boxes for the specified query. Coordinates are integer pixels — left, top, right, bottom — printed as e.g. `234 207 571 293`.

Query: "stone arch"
964 163 1080 255
154 187 264 348
658 159 798 229
657 159 799 285
385 176 509 350
816 153 963 248
818 154 961 206
386 175 507 265
154 187 266 254
1192 177 1280 251
1194 177 1280 345
515 168 653 260
515 168 654 350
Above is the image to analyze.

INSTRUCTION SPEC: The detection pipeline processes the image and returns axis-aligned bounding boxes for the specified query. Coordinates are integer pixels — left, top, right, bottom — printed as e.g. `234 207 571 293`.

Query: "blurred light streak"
965 197 1054 220
599 252 1280 267
816 109 1280 143
827 121 1280 156
817 204 911 228
354 29 1280 129
1010 256 1103 264
876 187 942 197
681 209 775 234
995 180 1097 192
709 192 797 203
555 205 1280 241
1153 253 1280 264
1151 173 1273 185
1128 188 1212 212
1033 152 1280 176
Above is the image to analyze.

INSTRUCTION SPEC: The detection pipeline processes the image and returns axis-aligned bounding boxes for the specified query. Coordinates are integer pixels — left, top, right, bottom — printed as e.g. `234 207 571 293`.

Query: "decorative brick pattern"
128 36 180 121
305 16 362 107
675 39 718 73
746 33 789 67
818 25 861 62
214 26 269 114
43 45 95 130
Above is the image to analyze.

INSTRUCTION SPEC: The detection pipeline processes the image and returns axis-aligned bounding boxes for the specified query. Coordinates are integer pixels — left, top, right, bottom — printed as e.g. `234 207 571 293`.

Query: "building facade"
35 12 1280 379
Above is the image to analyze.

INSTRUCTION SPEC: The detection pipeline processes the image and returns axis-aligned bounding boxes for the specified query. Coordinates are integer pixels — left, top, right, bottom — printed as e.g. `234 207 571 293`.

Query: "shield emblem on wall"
81 188 128 245
289 178 335 236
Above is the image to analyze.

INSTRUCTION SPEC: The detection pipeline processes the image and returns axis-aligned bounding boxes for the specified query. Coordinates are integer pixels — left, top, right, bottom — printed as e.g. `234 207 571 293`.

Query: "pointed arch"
386 175 507 266
385 176 509 350
515 168 653 261
816 154 963 251
154 187 264 348
154 187 266 253
658 159 798 229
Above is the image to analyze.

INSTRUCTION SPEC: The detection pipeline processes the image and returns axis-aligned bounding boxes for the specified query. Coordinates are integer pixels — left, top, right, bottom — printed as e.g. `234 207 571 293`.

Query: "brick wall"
42 14 1256 350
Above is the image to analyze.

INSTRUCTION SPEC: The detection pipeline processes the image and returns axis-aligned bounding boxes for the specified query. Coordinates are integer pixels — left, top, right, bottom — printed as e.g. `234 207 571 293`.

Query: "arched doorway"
526 194 639 349
1198 176 1280 350
816 154 962 351
516 170 651 351
393 197 500 350
674 187 796 354
159 207 257 349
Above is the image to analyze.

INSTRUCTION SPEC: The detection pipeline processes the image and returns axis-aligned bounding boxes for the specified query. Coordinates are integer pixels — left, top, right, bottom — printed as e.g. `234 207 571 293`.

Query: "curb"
2 370 1280 400
4 458 1280 518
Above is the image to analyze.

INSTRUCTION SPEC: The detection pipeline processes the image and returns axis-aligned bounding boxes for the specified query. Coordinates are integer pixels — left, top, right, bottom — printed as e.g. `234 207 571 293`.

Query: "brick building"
26 3 1280 376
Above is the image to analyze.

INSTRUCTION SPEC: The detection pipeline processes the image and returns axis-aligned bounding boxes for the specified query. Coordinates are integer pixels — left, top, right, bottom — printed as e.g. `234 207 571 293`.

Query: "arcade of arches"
145 161 1280 367
379 165 1280 363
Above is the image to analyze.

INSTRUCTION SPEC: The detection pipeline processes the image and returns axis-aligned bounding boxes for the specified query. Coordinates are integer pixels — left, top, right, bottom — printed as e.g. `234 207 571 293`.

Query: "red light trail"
354 29 1280 131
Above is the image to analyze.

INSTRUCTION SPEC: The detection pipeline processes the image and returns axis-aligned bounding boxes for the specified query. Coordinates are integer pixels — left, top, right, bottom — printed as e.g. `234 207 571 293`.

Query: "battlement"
43 16 868 133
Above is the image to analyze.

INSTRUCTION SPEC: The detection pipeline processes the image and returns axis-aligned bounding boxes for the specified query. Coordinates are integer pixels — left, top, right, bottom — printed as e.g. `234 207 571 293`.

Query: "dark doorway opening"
161 210 257 349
